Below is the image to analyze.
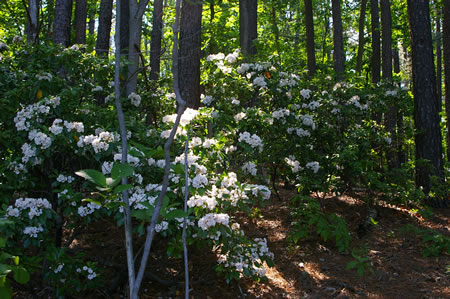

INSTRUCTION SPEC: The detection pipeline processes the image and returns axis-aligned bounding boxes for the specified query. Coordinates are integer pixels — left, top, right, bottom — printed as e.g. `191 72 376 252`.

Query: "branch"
114 0 136 296
132 0 186 297
183 133 190 298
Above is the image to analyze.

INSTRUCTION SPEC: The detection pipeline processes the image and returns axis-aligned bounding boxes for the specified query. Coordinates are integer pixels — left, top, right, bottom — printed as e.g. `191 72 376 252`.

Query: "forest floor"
20 188 450 298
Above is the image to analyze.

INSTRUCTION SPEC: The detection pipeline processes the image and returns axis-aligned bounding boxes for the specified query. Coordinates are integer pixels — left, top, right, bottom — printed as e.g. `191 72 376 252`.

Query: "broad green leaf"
131 208 154 221
13 266 29 284
165 209 187 220
0 237 6 248
0 265 11 275
346 261 358 270
111 163 134 180
0 282 12 299
113 184 133 193
82 198 102 206
75 169 107 187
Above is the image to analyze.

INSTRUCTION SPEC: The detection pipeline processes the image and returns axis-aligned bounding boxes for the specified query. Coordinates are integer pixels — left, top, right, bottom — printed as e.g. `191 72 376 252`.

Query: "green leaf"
12 256 18 266
0 265 11 275
0 237 6 248
165 209 187 220
131 207 154 221
75 169 107 187
82 198 102 206
0 281 12 299
13 266 29 284
111 163 134 180
346 261 358 270
113 184 133 194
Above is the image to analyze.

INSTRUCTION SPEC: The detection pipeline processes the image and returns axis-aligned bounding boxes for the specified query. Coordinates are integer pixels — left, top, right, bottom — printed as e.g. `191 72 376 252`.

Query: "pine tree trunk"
88 6 95 36
331 0 345 78
356 0 367 74
179 0 202 109
120 0 130 54
25 0 40 44
437 11 443 104
371 0 381 84
304 0 316 77
443 0 450 161
74 0 87 44
239 0 258 56
53 0 72 46
150 0 163 81
407 0 444 193
96 0 113 56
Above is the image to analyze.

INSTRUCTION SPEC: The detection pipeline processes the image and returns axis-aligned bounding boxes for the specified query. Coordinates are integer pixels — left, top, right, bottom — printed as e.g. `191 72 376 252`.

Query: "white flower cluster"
349 95 368 110
253 76 267 88
238 132 263 152
272 108 290 120
192 173 209 189
242 162 257 176
36 72 53 81
187 194 217 210
92 86 103 92
53 263 64 273
306 161 320 173
63 120 84 133
23 225 44 238
300 89 312 99
127 187 157 210
14 99 60 131
128 92 141 107
56 174 75 184
162 108 198 126
246 184 271 200
302 101 320 110
201 95 214 106
237 63 251 74
28 130 52 149
279 77 297 88
225 49 240 64
78 202 101 217
21 143 36 163
234 112 246 122
7 197 52 219
76 266 97 280
198 213 229 230
285 156 301 173
300 114 316 130
221 172 238 188
385 89 398 97
77 131 115 153
155 221 169 232
287 127 311 137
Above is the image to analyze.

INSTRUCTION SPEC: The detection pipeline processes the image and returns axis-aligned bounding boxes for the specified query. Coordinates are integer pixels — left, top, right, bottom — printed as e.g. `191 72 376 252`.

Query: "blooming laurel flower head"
300 89 312 99
162 108 198 127
242 162 257 176
253 76 267 88
306 161 320 173
201 94 214 106
128 92 141 107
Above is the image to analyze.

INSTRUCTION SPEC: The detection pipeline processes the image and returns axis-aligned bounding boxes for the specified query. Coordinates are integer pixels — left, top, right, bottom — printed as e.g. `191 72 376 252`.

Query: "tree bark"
150 0 163 81
239 0 258 56
331 0 345 78
88 5 95 35
304 0 316 77
407 0 444 193
120 0 130 54
96 0 113 56
437 10 443 104
53 0 73 46
25 0 40 44
370 0 381 84
443 0 450 161
356 0 367 74
74 0 87 44
179 0 202 109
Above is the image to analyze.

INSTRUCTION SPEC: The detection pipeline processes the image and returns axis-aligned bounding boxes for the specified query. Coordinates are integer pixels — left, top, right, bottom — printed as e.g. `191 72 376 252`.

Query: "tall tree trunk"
356 0 368 74
126 1 144 95
47 0 54 37
120 0 130 54
150 0 163 81
371 0 381 84
96 0 113 56
443 0 450 161
393 47 400 73
88 5 95 36
179 0 202 108
25 0 40 44
53 0 72 46
381 0 398 169
437 10 443 103
407 0 444 193
304 0 316 77
271 1 280 54
239 0 258 56
74 0 87 44
331 0 345 78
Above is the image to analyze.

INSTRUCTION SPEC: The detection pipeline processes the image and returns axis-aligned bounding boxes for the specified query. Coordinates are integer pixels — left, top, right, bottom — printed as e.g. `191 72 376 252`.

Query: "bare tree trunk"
120 0 130 54
371 0 381 84
408 0 444 193
150 0 163 81
443 0 450 161
179 0 202 109
437 9 443 103
53 0 72 46
239 0 258 56
356 0 368 74
96 0 113 56
25 0 40 44
88 5 95 36
304 0 316 77
331 0 345 78
393 47 400 73
74 0 87 44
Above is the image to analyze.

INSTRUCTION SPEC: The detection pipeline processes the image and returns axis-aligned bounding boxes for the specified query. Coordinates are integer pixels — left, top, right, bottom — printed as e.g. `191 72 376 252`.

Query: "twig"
132 0 186 297
183 133 190 298
114 0 136 296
